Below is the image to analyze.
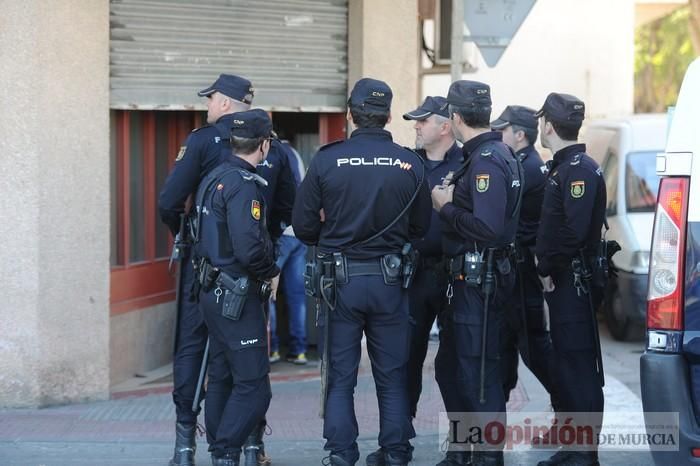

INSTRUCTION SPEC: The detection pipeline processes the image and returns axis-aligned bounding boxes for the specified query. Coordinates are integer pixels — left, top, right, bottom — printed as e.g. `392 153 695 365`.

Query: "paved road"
0 329 656 466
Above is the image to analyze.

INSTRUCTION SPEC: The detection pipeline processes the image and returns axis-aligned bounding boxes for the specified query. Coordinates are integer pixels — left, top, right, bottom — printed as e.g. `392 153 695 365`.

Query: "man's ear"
346 108 352 123
386 112 392 125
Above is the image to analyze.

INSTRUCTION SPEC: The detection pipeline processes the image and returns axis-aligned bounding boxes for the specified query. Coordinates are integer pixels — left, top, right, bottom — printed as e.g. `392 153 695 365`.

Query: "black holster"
217 272 249 321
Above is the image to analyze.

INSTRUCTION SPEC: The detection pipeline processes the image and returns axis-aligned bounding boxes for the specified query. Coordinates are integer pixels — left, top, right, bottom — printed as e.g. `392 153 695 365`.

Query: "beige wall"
0 0 110 407
110 304 177 385
348 0 420 146
423 0 636 122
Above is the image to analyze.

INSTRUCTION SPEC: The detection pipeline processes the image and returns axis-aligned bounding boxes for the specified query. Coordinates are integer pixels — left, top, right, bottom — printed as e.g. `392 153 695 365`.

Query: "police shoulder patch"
570 180 585 198
175 146 187 161
251 200 261 220
476 174 490 193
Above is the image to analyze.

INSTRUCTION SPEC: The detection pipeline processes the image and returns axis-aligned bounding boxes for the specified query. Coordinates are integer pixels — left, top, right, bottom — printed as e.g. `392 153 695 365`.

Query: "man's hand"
539 275 555 292
270 274 280 301
319 208 325 223
431 185 454 211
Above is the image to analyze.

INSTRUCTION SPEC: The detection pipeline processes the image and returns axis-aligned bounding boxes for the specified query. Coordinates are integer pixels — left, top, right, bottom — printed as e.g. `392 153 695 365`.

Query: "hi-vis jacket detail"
292 128 432 260
194 156 279 280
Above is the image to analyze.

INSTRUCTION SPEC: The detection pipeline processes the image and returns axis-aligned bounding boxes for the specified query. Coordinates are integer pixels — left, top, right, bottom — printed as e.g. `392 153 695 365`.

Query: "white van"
641 56 700 466
583 114 668 340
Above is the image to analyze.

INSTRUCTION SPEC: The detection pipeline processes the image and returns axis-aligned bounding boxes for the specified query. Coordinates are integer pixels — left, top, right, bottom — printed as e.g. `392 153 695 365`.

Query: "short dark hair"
511 123 538 146
448 104 491 129
349 105 389 129
545 116 580 141
231 135 266 155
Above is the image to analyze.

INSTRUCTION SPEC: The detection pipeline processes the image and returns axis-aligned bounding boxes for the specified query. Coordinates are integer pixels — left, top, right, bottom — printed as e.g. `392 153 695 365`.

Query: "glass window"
129 112 146 263
602 148 618 216
626 151 661 213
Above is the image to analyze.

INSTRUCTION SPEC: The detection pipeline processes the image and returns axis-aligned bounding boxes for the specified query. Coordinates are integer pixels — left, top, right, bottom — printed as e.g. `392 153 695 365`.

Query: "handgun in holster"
216 272 249 321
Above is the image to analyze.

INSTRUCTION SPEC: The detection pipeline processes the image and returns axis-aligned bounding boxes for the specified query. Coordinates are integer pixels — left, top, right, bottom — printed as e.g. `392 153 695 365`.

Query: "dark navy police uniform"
292 78 431 466
158 74 255 436
400 96 464 419
535 93 606 466
437 81 521 465
193 109 279 463
491 106 556 405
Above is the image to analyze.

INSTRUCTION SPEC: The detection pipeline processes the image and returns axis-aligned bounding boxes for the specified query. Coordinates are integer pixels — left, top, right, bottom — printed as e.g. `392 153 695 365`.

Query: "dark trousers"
321 275 415 464
546 272 604 436
172 257 208 425
441 271 514 452
406 263 448 417
199 287 272 458
500 252 556 403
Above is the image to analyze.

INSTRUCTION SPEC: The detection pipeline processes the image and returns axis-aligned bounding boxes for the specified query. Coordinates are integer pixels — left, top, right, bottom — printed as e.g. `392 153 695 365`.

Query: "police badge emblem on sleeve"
251 200 261 220
476 174 490 193
571 180 585 198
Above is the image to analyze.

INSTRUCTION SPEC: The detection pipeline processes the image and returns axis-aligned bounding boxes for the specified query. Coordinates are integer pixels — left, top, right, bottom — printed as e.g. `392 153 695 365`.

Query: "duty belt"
346 259 384 277
445 248 511 278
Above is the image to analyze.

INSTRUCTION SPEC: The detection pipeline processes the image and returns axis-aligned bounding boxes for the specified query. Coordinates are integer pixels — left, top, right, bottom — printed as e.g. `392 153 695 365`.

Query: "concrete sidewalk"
0 341 655 466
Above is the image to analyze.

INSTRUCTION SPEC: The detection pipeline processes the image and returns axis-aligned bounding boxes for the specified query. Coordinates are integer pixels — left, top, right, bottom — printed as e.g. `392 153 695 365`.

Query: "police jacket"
194 155 279 280
515 145 547 247
158 113 238 235
412 142 463 258
535 143 606 277
292 127 432 260
439 131 521 256
256 139 297 240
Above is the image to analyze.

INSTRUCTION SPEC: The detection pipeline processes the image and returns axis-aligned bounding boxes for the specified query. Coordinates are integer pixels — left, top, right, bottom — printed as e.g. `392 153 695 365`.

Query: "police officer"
292 78 432 466
193 109 279 466
431 81 521 466
490 106 557 405
159 73 255 466
158 72 293 466
401 96 462 418
534 94 606 466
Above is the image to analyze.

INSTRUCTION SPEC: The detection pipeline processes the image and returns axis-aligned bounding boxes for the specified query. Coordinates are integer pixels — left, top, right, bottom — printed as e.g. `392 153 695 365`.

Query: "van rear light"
647 177 689 331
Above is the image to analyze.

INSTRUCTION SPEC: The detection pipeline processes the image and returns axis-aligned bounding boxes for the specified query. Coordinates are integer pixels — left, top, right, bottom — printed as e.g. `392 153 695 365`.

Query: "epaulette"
236 169 269 187
480 149 493 157
190 124 211 133
317 139 344 151
570 153 583 165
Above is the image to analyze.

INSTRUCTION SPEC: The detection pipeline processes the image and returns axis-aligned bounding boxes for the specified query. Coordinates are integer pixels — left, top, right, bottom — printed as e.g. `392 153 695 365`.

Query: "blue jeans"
269 235 308 355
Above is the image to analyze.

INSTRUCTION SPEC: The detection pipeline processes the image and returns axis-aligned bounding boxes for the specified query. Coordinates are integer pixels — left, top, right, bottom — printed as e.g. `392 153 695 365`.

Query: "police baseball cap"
230 109 272 139
491 105 538 130
198 74 254 105
446 80 492 108
402 96 450 120
348 78 393 111
534 93 585 125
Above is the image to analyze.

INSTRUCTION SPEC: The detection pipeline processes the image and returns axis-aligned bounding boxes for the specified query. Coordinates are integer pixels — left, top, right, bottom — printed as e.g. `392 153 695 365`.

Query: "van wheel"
604 284 644 341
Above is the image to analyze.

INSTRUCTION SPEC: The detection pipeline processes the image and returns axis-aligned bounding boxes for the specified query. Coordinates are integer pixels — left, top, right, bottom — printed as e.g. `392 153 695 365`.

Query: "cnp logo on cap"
349 77 393 111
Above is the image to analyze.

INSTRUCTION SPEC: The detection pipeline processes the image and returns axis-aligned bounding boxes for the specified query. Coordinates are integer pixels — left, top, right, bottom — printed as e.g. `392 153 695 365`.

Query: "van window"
626 151 660 213
602 148 618 216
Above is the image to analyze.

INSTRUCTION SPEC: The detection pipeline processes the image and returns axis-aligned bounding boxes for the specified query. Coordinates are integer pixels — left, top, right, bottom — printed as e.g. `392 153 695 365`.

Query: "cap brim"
197 86 216 97
533 108 544 118
402 109 432 121
490 118 509 130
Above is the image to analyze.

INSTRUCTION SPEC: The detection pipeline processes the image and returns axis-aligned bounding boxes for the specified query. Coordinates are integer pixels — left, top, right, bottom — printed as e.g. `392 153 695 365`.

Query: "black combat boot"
323 454 355 466
169 422 196 466
470 450 503 466
366 444 414 466
211 452 240 466
436 450 472 465
242 420 271 466
383 451 410 466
